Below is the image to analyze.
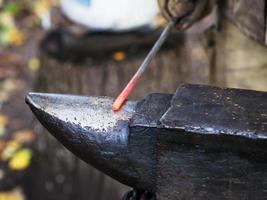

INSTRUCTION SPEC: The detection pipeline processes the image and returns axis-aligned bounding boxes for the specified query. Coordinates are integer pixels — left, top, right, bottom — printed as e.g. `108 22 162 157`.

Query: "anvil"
26 84 267 200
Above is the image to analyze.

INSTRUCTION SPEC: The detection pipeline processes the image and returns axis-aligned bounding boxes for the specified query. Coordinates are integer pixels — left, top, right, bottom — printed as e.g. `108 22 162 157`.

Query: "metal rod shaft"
112 21 175 111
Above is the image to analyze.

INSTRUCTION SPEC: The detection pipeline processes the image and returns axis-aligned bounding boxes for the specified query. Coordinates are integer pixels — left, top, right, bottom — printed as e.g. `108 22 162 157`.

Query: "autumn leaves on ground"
0 1 55 199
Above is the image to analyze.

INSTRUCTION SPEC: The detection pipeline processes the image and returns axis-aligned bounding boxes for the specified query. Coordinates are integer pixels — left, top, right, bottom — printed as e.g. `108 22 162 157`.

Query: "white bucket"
60 0 160 31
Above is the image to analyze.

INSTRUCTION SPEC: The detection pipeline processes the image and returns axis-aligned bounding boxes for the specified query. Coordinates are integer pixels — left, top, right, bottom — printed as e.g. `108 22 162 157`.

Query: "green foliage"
3 3 20 15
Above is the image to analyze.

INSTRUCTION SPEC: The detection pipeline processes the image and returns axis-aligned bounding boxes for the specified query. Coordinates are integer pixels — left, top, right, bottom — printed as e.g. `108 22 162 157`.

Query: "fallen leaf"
13 130 35 143
0 12 25 46
9 149 32 171
0 13 18 46
8 29 25 46
0 189 25 200
28 58 40 72
112 51 126 62
1 141 20 161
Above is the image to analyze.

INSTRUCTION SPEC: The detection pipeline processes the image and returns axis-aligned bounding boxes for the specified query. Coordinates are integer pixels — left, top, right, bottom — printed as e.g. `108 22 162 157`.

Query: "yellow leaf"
0 190 24 200
112 51 126 62
9 149 32 171
1 141 20 161
8 29 25 46
28 58 40 72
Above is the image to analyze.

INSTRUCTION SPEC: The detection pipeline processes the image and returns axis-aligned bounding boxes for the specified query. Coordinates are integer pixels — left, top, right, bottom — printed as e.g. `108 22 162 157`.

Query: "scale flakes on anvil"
26 84 267 200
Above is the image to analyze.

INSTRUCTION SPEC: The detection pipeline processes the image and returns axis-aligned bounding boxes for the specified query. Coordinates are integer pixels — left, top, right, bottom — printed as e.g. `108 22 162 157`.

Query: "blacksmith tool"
112 0 212 111
26 84 267 200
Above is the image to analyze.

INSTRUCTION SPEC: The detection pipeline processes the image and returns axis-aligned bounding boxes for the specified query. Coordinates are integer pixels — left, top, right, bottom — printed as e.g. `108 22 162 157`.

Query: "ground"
0 2 45 197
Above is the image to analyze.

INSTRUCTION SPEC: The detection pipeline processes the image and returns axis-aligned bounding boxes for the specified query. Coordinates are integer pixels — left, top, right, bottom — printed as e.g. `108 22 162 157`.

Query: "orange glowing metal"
112 74 140 111
112 21 174 111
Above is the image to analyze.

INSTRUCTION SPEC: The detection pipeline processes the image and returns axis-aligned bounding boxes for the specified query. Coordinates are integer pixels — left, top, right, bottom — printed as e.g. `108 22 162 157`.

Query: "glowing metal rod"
112 21 175 111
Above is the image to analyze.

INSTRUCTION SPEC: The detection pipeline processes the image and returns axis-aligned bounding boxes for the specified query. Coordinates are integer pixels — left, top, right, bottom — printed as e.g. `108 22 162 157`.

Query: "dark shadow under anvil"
25 84 267 200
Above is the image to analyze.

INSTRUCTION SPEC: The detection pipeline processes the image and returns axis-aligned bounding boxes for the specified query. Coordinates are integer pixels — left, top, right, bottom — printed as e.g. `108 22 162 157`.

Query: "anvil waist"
25 84 267 200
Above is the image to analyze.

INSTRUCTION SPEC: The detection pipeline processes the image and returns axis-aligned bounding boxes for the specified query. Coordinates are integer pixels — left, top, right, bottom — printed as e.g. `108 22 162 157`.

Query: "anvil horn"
25 93 156 192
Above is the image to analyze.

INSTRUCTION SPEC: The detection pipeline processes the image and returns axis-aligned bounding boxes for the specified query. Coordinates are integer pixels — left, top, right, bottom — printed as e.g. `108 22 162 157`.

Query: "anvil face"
26 85 267 199
26 93 136 146
27 93 136 144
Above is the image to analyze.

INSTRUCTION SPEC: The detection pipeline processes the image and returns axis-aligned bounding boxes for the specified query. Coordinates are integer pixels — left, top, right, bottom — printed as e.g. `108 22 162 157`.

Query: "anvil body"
26 84 267 200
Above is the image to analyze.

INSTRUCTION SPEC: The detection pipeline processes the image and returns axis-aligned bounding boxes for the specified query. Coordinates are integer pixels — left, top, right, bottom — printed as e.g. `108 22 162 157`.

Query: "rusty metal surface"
221 0 266 45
